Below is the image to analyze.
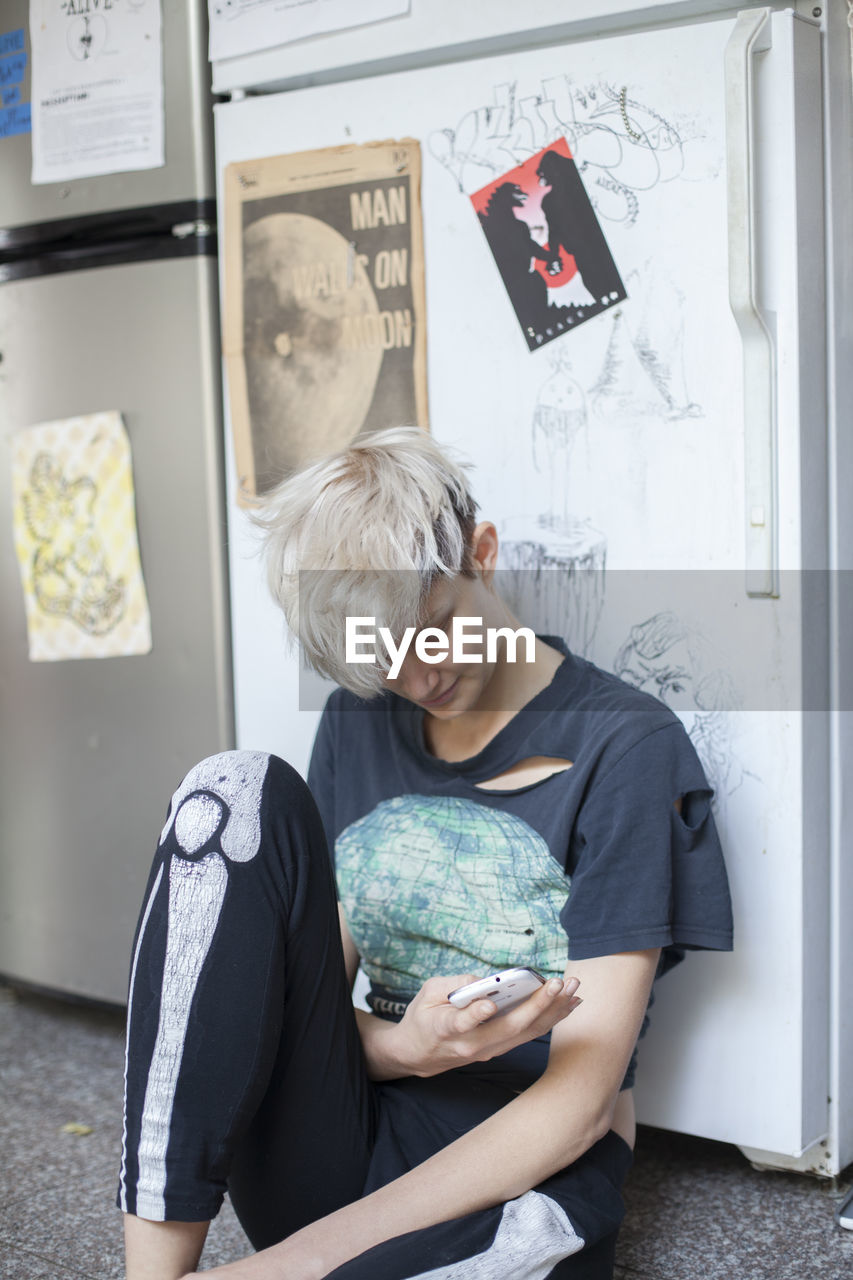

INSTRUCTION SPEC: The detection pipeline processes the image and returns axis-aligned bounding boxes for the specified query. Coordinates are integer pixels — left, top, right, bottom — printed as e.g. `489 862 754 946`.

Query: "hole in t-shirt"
677 788 712 831
475 756 574 791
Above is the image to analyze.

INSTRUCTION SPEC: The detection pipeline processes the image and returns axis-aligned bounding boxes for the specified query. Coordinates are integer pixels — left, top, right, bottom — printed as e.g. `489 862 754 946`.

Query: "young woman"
119 427 732 1279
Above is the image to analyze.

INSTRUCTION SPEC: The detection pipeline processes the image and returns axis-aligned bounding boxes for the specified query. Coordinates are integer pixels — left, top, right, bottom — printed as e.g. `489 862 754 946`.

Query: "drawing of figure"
536 148 624 307
67 14 107 61
498 353 605 655
589 263 702 422
613 611 749 806
20 452 126 636
477 183 561 339
532 350 588 526
510 175 596 314
499 515 606 658
471 139 626 350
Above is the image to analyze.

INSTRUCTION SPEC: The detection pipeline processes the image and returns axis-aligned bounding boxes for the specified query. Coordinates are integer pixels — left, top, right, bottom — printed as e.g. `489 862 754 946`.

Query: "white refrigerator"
210 1 852 1177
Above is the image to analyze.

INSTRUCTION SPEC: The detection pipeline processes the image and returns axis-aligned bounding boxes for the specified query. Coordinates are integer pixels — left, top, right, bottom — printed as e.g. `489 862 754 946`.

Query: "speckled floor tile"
0 984 250 1275
0 1178 250 1278
0 1239 96 1279
615 1125 853 1280
2 980 852 1279
202 1200 254 1268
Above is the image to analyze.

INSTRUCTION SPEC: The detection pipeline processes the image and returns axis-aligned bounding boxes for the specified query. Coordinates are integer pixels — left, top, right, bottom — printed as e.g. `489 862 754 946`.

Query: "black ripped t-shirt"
307 638 733 1089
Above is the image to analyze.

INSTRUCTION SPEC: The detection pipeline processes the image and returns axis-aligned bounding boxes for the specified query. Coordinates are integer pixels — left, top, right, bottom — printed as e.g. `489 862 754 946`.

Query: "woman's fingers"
518 977 581 1032
423 974 479 1004
448 976 582 1046
448 996 500 1035
406 973 584 1072
497 975 578 1026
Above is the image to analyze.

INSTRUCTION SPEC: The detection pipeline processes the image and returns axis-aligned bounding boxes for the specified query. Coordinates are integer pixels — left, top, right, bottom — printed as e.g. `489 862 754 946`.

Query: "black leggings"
118 751 631 1279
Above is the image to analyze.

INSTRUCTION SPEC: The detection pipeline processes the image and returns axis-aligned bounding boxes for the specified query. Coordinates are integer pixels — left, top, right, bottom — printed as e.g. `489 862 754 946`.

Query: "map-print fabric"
335 793 571 992
307 637 733 1018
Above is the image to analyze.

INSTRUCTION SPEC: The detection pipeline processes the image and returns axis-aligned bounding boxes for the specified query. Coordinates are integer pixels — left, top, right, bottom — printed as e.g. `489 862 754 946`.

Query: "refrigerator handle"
725 7 779 599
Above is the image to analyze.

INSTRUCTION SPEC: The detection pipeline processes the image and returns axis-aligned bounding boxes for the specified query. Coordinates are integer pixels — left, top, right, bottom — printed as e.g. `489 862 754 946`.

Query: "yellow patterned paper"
11 412 152 662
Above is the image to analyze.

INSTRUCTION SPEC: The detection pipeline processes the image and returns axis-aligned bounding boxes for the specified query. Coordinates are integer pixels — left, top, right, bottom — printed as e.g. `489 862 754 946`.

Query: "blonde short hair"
254 426 478 696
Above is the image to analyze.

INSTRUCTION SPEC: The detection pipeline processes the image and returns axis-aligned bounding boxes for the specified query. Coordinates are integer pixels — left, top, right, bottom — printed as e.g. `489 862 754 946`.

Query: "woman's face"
382 569 509 719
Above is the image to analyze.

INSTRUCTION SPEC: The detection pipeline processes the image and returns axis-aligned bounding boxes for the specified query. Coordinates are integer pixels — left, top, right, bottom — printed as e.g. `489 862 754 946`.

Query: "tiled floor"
1 980 851 1280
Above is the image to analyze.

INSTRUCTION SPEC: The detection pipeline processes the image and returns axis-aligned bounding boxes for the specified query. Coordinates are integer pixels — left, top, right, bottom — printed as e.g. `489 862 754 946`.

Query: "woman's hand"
387 973 582 1078
178 1221 335 1278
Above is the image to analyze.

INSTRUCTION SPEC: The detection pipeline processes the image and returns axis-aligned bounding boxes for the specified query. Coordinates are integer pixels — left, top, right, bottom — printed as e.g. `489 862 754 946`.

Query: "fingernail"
563 978 580 995
547 978 563 995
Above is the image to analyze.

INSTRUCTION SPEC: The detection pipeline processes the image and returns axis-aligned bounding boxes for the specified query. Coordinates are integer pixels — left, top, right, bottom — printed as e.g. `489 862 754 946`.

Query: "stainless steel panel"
0 254 233 1002
0 0 213 231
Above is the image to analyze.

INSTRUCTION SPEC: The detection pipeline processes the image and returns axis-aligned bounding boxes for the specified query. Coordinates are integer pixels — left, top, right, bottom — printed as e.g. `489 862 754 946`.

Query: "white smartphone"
447 968 545 1016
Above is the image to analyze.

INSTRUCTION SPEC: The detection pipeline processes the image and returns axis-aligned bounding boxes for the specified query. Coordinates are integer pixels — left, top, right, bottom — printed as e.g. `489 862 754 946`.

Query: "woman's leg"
325 1082 632 1280
118 751 375 1251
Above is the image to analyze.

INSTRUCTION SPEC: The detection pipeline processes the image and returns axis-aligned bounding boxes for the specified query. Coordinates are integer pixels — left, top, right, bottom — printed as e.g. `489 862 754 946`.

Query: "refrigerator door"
214 12 837 1168
0 0 213 230
0 251 233 1003
209 0 767 94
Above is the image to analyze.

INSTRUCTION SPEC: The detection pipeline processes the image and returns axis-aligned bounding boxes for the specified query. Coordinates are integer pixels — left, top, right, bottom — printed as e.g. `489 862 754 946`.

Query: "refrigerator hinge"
793 0 825 25
172 220 215 240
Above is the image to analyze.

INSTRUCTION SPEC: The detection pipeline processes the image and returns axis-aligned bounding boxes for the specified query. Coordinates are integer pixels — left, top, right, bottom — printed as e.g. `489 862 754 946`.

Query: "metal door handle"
725 7 779 598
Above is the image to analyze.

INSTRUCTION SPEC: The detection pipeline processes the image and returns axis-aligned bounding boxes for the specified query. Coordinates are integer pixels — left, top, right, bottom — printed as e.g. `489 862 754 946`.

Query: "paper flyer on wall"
0 25 32 141
471 137 626 351
208 0 410 63
28 0 164 185
223 138 428 504
11 411 152 661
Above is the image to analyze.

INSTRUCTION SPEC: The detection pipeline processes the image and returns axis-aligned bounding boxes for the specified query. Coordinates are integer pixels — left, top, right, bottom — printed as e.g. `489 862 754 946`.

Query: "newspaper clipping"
223 139 428 503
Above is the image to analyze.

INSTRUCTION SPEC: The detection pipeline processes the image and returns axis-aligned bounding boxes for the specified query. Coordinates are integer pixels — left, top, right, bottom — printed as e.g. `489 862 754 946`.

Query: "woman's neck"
423 637 565 762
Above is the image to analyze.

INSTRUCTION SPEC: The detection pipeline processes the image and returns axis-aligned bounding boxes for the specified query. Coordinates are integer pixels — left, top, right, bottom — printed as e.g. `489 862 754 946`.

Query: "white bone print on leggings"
408 1191 584 1279
130 751 270 1219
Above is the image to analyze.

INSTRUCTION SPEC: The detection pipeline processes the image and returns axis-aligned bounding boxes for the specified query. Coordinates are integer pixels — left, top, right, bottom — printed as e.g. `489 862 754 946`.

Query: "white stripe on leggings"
133 851 228 1220
407 1190 585 1279
118 862 164 1213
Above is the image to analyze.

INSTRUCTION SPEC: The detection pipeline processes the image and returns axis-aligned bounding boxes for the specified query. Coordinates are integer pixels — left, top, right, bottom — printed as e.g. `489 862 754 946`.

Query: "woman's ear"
470 522 499 582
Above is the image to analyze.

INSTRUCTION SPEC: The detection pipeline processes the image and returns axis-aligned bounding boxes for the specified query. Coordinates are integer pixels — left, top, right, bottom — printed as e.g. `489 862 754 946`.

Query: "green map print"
335 794 572 993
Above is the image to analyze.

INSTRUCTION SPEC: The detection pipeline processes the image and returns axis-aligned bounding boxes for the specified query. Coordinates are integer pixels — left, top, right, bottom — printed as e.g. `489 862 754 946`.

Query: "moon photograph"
242 212 384 491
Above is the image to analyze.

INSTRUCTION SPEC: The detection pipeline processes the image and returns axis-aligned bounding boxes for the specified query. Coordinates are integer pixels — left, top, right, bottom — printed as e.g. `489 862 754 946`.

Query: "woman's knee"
159 750 322 871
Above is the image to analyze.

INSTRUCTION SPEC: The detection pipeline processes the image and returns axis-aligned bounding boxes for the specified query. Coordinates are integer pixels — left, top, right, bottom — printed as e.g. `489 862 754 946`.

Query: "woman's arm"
338 906 584 1075
353 969 582 1080
190 947 660 1279
125 1215 210 1280
338 904 360 989
339 905 582 1080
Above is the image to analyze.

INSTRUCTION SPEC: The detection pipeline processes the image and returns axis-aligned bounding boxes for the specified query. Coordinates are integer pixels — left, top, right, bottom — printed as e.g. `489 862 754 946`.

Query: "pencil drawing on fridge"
434 71 715 655
613 609 759 812
498 350 607 659
589 262 703 423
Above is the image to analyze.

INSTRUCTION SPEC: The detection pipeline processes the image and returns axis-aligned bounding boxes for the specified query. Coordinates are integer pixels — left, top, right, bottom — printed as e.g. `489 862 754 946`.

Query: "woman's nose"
389 650 444 700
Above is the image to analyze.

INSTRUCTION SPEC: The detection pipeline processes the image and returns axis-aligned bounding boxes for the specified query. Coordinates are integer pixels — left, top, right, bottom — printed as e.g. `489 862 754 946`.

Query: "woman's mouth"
421 677 460 709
